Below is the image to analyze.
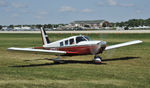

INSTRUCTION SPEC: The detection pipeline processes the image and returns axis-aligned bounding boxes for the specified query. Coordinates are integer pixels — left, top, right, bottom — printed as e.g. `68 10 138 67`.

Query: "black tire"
94 56 102 60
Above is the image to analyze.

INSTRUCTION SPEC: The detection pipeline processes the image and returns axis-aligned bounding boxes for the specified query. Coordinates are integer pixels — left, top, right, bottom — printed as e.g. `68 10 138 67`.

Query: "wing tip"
135 40 143 43
7 47 14 50
105 40 143 50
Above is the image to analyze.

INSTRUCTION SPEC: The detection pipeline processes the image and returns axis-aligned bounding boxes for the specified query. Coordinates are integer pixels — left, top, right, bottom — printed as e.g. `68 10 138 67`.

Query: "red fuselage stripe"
34 45 106 55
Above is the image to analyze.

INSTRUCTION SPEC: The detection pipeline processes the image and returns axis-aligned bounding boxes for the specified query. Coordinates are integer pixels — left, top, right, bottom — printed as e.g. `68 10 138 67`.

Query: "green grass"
0 33 150 88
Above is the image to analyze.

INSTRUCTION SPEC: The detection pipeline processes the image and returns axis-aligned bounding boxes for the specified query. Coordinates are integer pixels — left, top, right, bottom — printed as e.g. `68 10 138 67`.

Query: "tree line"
0 18 150 30
111 18 150 27
0 24 65 30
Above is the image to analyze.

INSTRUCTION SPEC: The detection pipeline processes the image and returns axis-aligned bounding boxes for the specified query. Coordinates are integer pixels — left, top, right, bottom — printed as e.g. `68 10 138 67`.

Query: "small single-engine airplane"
8 28 143 63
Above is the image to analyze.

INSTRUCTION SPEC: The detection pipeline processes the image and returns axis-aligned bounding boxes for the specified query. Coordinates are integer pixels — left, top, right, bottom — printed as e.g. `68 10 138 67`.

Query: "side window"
60 41 63 46
65 40 68 46
69 38 74 45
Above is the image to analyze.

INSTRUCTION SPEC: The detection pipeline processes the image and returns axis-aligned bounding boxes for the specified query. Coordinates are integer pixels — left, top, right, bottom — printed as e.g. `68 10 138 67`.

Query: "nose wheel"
93 56 102 63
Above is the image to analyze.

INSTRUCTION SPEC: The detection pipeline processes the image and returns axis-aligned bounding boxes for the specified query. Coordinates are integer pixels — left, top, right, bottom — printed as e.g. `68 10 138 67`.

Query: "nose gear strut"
93 55 102 63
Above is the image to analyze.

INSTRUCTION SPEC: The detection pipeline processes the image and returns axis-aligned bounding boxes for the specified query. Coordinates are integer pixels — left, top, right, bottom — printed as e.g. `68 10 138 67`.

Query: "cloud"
3 8 9 12
39 11 48 15
97 2 104 6
35 15 42 19
98 0 134 8
60 6 76 12
12 13 19 17
107 0 117 6
11 2 28 8
136 10 142 14
0 0 7 7
120 4 134 7
34 11 48 20
20 9 28 13
82 9 93 13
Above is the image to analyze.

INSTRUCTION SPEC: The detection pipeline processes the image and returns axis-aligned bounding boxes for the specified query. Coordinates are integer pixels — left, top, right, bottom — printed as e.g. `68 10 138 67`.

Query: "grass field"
0 33 150 88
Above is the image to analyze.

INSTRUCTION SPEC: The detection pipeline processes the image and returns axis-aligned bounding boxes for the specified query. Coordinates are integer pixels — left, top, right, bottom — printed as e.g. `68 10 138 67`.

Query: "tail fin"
40 27 50 45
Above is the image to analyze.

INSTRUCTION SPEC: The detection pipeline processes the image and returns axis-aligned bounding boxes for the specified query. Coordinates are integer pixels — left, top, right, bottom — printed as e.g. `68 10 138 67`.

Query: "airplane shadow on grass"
10 57 139 67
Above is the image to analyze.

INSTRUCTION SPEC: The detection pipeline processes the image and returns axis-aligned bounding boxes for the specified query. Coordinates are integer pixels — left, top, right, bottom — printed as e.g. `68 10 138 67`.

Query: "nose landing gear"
93 56 102 63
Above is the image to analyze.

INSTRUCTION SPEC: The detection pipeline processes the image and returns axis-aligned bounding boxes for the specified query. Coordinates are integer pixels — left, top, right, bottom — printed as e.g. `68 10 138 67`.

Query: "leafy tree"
36 24 42 29
53 24 59 28
0 25 2 30
31 25 36 29
118 22 125 27
145 18 150 26
43 24 48 28
102 23 107 27
84 24 90 28
47 24 52 28
111 18 150 27
9 25 14 29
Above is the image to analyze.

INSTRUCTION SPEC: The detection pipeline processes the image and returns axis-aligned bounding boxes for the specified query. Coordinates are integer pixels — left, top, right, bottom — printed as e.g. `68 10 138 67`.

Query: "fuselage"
34 35 106 56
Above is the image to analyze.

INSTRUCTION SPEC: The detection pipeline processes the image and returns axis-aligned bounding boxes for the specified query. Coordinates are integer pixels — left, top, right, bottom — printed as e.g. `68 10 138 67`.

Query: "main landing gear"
52 55 102 64
93 55 102 63
52 56 62 64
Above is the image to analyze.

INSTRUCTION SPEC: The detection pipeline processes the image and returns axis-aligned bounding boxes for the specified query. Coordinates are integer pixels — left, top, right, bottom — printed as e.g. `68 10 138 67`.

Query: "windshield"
76 36 87 43
84 36 91 41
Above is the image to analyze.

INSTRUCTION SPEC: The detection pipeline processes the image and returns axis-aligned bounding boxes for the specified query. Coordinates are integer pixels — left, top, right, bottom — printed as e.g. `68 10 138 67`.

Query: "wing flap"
7 47 66 55
105 40 143 50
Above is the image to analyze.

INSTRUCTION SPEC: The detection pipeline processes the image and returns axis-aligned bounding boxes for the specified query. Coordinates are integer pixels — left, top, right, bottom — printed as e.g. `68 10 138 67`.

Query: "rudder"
40 27 50 45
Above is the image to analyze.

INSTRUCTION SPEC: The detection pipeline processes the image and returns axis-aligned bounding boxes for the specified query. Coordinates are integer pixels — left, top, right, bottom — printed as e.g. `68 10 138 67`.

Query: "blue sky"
0 0 149 25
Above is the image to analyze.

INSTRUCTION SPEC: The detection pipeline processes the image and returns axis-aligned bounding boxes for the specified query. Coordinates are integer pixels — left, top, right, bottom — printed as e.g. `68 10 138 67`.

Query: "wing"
105 40 143 50
7 47 66 55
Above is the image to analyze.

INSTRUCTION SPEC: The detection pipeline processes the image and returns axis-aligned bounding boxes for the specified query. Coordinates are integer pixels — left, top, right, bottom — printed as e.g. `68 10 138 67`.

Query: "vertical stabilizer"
40 27 50 45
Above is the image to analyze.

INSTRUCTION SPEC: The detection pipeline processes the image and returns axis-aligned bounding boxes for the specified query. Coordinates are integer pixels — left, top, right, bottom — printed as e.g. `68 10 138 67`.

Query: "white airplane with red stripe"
8 28 143 63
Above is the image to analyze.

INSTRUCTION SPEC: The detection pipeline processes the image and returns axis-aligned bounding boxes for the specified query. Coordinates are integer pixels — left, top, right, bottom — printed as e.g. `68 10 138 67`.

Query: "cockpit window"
76 36 86 43
84 36 91 41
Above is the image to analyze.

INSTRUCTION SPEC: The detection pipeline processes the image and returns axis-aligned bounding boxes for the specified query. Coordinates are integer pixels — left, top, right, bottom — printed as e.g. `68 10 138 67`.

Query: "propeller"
99 33 116 59
90 41 106 55
90 43 101 55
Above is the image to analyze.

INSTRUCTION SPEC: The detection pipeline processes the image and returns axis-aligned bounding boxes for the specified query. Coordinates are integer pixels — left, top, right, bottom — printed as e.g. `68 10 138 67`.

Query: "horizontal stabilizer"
105 40 143 50
8 47 66 55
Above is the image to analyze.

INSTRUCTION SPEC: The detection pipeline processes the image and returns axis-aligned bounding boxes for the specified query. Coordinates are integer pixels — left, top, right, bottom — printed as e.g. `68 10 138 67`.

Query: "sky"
0 0 149 25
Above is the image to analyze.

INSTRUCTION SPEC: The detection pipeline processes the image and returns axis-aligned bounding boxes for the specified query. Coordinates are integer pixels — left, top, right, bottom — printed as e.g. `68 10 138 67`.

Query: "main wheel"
93 56 102 63
53 61 61 64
